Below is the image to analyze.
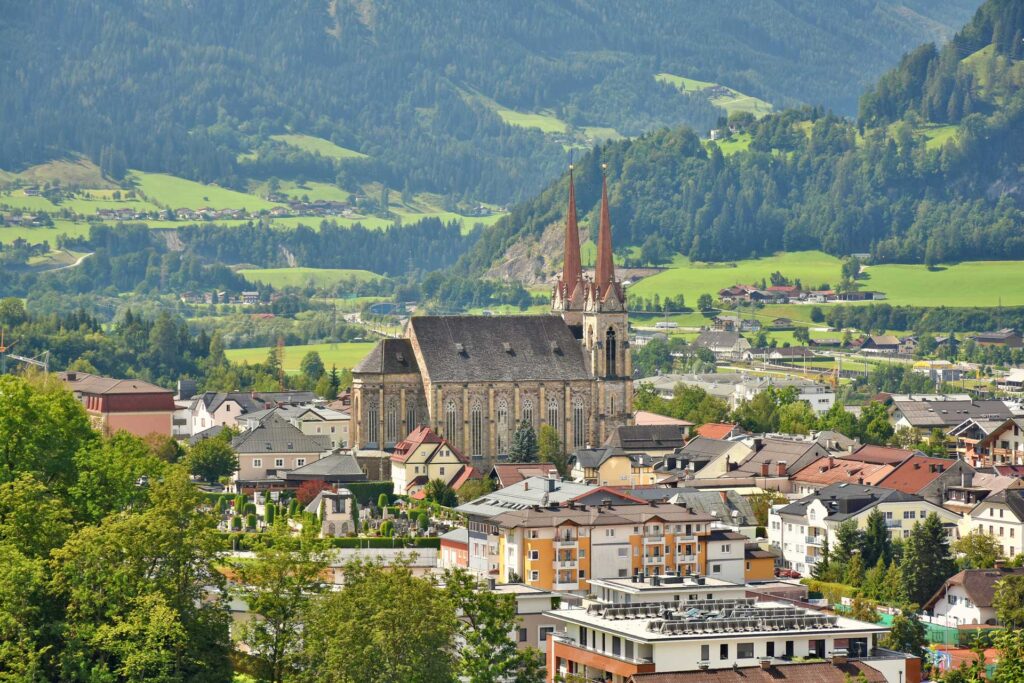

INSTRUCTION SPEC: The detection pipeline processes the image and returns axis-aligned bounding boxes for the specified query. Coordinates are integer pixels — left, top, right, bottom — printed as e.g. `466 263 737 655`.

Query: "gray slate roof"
606 425 688 451
892 399 1012 428
352 338 420 375
981 488 1024 521
693 330 744 349
231 414 331 454
409 315 589 382
281 453 367 482
778 483 925 521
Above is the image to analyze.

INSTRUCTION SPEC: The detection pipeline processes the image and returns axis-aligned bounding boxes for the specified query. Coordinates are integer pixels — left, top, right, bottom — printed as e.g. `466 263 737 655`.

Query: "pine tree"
901 513 955 606
862 509 892 568
844 552 865 587
881 561 908 606
509 420 539 463
861 557 887 601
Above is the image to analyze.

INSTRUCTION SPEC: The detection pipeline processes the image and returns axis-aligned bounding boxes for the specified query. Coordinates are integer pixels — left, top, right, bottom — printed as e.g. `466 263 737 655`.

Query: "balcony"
676 535 698 544
555 559 578 569
643 532 664 544
643 555 665 566
550 633 655 669
552 582 579 591
554 537 578 548
805 535 824 545
883 519 902 529
678 554 697 563
805 555 818 565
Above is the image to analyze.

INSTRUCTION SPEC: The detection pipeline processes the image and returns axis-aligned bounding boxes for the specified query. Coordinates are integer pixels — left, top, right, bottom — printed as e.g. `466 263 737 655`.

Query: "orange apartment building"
59 371 175 437
493 502 716 593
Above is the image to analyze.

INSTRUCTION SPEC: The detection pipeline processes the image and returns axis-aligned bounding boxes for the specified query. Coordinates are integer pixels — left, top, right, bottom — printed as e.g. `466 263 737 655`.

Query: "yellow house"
390 425 472 498
568 447 661 487
493 502 715 593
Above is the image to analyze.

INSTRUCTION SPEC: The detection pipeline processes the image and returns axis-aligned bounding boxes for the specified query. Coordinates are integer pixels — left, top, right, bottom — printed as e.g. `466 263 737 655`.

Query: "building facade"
351 169 632 460
59 371 174 437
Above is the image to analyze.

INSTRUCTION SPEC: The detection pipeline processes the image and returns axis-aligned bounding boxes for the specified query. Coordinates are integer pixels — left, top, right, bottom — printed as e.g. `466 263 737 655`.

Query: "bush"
384 506 400 516
244 503 257 515
418 512 429 531
288 499 300 517
246 513 257 529
344 482 394 505
265 504 276 524
756 526 767 538
801 578 857 605
213 533 441 552
380 521 394 537
231 516 242 531
378 493 389 508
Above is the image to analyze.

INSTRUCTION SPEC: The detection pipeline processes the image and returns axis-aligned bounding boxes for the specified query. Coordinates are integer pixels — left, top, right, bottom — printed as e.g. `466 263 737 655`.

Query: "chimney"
761 461 770 477
776 461 787 477
760 660 772 671
828 456 835 468
667 456 678 471
524 481 529 491
546 475 557 493
719 491 729 503
832 652 848 666
66 372 77 382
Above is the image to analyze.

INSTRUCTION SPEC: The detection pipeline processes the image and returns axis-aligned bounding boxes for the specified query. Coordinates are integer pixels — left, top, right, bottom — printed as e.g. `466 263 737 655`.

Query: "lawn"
238 267 384 289
0 219 91 245
130 171 282 211
864 260 1024 307
0 157 115 188
919 124 958 150
0 191 59 212
224 342 377 373
710 133 753 156
460 89 568 133
270 134 368 160
656 73 773 118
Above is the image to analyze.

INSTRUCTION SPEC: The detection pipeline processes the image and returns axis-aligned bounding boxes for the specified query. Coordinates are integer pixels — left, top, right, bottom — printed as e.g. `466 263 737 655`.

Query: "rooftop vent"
455 343 466 355
502 342 513 353
396 352 405 363
549 340 561 353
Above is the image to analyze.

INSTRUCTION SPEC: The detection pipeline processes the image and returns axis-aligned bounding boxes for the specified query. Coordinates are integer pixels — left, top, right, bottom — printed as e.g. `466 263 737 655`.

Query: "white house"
923 567 1024 627
964 489 1024 558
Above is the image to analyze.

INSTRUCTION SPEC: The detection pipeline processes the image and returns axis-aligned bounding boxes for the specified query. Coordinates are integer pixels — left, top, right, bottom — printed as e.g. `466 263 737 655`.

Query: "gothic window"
497 398 510 453
470 402 484 455
406 401 416 433
444 400 458 443
547 398 559 431
366 401 379 445
385 398 399 444
608 395 616 416
605 327 617 377
572 396 587 449
521 398 534 426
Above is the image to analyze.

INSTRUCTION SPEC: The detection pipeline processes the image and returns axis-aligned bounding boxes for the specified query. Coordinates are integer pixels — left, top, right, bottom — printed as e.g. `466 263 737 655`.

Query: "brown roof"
923 567 1024 611
489 463 559 488
844 444 915 465
630 661 886 683
873 455 951 493
791 457 893 487
58 371 171 395
696 423 739 440
491 503 714 529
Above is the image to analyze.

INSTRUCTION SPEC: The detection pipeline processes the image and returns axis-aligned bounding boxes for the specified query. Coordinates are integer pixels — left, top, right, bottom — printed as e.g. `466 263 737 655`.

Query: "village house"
923 566 1024 627
231 413 332 492
967 417 1024 467
58 371 175 437
963 488 1024 559
488 463 561 489
389 425 477 499
690 331 751 361
889 397 1013 438
188 390 318 433
972 328 1023 348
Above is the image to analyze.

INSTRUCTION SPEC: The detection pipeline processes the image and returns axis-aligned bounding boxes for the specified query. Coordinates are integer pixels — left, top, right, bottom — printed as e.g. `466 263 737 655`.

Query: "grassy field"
270 134 368 160
0 219 92 245
130 171 282 211
863 260 1024 307
919 124 958 149
0 158 116 188
460 89 568 133
224 341 376 373
0 191 59 212
711 133 753 155
238 267 383 288
656 73 773 118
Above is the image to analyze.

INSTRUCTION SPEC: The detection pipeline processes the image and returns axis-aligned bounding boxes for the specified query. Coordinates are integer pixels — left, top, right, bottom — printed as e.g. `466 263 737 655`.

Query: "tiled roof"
280 453 367 482
489 463 559 487
409 315 588 382
791 458 894 487
634 411 693 426
778 483 925 521
606 425 689 451
351 338 419 375
844 445 916 465
629 661 885 683
873 455 952 493
892 399 1013 428
390 425 466 465
693 330 744 349
923 566 1024 610
695 423 740 440
230 414 331 454
731 439 823 476
59 371 171 395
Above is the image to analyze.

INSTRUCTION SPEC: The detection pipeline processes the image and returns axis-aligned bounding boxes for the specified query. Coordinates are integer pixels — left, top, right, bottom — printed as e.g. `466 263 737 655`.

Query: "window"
470 403 483 455
366 401 379 444
518 628 527 643
579 569 586 579
414 466 420 474
701 645 710 661
721 544 731 553
609 395 616 416
720 643 729 660
274 459 284 468
444 400 458 443
521 398 534 426
605 327 617 376
738 643 754 659
539 626 555 645
547 398 559 431
530 571 539 581
528 550 539 560
766 642 775 657
904 510 916 519
579 549 586 558
746 561 751 570
296 459 305 467
406 402 416 433
385 398 398 444
439 467 446 476
712 564 721 573
572 396 587 449
605 529 615 537
252 459 262 468
617 547 628 557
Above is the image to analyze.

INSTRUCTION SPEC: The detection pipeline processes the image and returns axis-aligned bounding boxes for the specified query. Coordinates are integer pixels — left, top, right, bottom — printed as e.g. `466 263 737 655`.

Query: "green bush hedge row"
216 532 440 551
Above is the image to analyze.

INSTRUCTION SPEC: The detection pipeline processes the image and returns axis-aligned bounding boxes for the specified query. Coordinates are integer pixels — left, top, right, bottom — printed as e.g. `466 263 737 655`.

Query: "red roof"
449 465 479 490
390 425 466 464
767 285 799 293
791 457 894 486
844 444 915 465
873 455 952 493
489 463 559 487
696 422 739 440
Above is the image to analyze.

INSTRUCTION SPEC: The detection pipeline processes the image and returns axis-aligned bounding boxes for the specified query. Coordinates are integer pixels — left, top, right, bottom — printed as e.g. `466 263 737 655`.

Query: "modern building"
968 418 1024 467
493 583 565 652
889 398 1013 436
351 171 633 459
440 527 470 570
769 484 961 575
58 371 174 437
544 593 916 683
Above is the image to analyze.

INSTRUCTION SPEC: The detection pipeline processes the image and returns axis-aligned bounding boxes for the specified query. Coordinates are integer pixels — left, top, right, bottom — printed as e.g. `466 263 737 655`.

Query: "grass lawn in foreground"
270 134 368 160
238 267 384 289
224 342 377 374
130 171 282 211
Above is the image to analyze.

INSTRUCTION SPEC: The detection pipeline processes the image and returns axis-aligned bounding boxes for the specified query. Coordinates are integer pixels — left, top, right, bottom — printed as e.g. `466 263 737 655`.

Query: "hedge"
342 482 394 505
800 578 857 605
215 533 440 552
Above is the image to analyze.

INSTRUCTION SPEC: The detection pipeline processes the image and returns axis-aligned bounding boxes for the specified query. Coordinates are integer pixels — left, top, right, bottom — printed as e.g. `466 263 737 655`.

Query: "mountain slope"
466 0 1024 277
0 0 977 203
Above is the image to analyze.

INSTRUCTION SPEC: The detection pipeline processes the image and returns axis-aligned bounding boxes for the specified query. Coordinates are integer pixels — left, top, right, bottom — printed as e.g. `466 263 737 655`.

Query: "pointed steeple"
594 164 615 296
562 165 582 289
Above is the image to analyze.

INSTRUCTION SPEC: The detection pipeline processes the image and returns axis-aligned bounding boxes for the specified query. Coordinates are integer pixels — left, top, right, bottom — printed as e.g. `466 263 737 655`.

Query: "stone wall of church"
351 373 427 448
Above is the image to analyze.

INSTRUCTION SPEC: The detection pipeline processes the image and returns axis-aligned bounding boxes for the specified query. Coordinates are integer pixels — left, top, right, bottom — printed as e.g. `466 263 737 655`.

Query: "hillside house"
972 328 1023 348
923 567 1024 626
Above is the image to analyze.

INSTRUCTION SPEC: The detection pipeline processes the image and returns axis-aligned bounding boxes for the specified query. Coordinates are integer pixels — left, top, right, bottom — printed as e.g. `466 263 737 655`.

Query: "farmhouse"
972 328 1023 348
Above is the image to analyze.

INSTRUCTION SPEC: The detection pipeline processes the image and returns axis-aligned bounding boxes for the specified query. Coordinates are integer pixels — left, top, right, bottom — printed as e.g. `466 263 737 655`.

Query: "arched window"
470 402 484 455
608 395 616 416
406 401 416 433
572 396 587 449
444 400 458 443
605 327 617 377
521 398 534 426
496 398 510 453
366 400 379 445
547 398 559 431
385 398 398 444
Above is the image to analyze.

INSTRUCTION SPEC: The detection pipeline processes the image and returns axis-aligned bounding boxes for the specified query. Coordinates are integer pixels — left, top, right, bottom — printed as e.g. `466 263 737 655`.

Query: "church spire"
562 164 582 288
594 164 615 296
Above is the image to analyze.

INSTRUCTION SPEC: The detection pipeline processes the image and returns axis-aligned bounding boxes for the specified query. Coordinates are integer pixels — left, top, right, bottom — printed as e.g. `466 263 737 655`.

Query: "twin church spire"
554 164 622 310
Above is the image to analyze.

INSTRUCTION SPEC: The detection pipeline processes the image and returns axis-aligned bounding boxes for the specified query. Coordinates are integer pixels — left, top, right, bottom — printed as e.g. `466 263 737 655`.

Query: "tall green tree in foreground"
952 530 1005 570
538 424 568 476
901 513 955 606
993 574 1024 630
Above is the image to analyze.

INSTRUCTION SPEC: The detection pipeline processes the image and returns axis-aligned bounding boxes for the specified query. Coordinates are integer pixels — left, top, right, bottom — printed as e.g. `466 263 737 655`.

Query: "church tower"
551 164 586 330
582 165 632 440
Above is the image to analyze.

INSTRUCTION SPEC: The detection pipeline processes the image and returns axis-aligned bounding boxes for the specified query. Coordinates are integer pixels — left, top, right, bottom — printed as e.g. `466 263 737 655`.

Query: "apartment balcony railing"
805 535 824 545
555 559 578 569
884 519 902 528
550 633 655 666
678 554 697 563
643 555 665 565
554 537 578 548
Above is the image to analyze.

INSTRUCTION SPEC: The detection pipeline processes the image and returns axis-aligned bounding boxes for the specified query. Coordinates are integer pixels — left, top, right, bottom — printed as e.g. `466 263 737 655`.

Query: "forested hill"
0 0 976 203
465 0 1024 274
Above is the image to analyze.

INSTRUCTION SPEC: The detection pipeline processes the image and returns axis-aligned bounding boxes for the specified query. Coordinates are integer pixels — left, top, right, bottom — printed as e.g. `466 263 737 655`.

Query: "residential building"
489 463 560 488
278 452 367 488
606 424 689 456
859 335 901 353
493 502 715 592
351 173 633 459
964 489 1024 558
744 545 779 580
634 411 693 428
494 583 565 652
790 456 894 495
871 454 953 494
682 438 755 480
627 661 890 683
997 368 1024 394
691 331 751 361
889 398 1013 436
968 418 1024 467
58 371 174 437
769 484 962 575
326 547 438 584
949 417 1007 459
189 390 317 433
705 530 748 583
713 313 761 333
568 448 662 487
545 595 915 683
643 373 834 415
923 567 1024 626
700 436 832 481
240 404 350 448
696 423 744 440
231 414 331 492
440 527 470 569
389 425 475 498
589 574 749 606
972 328 1023 348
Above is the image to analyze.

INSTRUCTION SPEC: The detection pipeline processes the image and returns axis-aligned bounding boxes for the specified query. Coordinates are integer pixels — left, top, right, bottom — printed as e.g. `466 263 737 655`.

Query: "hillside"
467 0 1024 277
0 0 977 204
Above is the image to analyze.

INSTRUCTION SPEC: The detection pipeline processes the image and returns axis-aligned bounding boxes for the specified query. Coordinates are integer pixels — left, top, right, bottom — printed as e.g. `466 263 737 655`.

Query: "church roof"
409 315 589 383
352 338 419 375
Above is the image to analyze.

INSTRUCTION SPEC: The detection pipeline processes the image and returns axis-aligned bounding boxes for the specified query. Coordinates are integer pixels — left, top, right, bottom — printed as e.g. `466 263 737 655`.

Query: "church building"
351 167 632 460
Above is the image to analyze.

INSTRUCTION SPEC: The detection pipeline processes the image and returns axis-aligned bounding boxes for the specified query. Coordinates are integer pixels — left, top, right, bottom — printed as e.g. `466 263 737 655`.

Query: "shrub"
380 521 394 537
244 503 256 515
801 578 857 605
378 493 389 508
265 504 276 524
344 482 394 505
418 512 429 531
246 513 257 529
231 516 242 531
288 499 300 517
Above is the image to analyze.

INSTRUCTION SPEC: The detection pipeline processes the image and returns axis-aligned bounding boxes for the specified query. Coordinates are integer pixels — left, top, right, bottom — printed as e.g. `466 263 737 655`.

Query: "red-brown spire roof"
562 165 582 288
594 168 615 295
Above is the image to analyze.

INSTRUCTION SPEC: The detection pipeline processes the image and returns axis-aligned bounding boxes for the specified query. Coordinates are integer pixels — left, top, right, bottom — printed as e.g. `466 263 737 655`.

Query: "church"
351 168 633 460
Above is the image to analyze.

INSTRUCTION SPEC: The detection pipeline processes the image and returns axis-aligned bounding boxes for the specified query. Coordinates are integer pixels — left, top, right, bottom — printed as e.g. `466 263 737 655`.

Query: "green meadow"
130 171 282 211
224 341 377 373
238 267 383 289
656 72 773 118
269 134 369 160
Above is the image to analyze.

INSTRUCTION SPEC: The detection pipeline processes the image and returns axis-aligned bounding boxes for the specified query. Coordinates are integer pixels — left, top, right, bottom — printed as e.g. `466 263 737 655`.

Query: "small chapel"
350 167 633 460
